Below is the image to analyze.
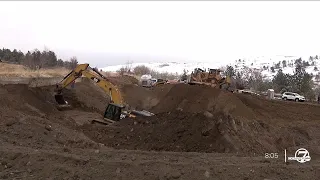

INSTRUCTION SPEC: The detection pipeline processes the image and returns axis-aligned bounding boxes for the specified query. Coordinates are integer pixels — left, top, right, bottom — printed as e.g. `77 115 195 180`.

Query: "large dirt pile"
2 75 320 179
151 84 256 120
121 84 174 110
0 77 175 152
62 78 110 114
3 79 320 155
107 75 139 86
237 93 320 121
61 76 174 112
81 84 320 154
0 84 98 150
81 110 266 153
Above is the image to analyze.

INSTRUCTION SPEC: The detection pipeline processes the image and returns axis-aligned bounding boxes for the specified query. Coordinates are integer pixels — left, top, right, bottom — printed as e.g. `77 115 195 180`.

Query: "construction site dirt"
1 78 320 179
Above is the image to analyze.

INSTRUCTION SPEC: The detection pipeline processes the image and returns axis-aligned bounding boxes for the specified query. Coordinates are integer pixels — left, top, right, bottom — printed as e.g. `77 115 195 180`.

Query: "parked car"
282 92 305 102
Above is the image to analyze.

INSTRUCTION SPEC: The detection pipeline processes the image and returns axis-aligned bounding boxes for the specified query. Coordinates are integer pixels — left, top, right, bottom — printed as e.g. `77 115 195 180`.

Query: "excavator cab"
90 103 125 125
103 103 124 121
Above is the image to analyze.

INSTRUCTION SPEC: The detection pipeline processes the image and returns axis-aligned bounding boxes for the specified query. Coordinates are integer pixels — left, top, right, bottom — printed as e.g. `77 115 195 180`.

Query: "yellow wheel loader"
54 63 154 125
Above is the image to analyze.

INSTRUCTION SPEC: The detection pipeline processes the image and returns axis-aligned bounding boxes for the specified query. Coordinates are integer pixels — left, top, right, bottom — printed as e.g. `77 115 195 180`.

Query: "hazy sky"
0 1 320 67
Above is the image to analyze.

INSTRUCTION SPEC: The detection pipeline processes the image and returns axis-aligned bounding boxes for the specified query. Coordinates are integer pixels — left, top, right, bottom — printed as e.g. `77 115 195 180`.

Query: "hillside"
233 55 320 82
0 62 69 78
101 55 320 84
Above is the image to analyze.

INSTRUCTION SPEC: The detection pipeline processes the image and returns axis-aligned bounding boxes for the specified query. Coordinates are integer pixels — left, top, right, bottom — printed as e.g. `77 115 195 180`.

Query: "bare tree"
133 65 151 75
125 60 133 73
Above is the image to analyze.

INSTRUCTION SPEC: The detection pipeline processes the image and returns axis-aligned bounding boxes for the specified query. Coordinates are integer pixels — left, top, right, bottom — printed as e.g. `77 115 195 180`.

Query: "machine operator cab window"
209 69 220 75
104 103 124 121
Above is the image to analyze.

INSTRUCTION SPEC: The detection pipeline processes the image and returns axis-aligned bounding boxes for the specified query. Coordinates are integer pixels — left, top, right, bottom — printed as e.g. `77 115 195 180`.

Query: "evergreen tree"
225 65 235 77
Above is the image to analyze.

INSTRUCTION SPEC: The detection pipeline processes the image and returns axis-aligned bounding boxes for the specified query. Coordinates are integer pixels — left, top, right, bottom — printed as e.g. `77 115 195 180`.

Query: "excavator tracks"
91 118 116 126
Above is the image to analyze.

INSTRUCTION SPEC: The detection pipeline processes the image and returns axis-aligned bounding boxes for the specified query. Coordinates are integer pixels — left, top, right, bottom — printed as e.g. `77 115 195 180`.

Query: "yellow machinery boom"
54 63 154 124
55 63 123 105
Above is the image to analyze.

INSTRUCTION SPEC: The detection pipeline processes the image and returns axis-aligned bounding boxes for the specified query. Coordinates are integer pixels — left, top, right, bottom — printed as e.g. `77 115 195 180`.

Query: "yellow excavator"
54 63 154 125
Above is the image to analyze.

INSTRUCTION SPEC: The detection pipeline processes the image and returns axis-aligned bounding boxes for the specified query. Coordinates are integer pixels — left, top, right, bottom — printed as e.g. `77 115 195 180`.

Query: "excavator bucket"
54 94 72 111
55 94 67 105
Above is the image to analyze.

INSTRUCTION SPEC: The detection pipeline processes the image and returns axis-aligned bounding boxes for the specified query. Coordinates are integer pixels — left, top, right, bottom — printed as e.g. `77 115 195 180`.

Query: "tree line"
117 62 179 80
225 57 320 100
113 56 320 100
118 58 319 100
0 48 78 70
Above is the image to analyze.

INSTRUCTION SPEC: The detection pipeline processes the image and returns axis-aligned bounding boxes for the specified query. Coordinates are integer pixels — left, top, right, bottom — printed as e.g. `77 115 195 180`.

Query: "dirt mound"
120 84 174 110
61 76 173 112
2 81 320 154
81 111 240 153
236 93 320 121
80 84 320 154
0 84 59 115
62 79 110 114
81 110 280 154
2 75 320 180
82 107 320 155
0 79 174 152
2 81 320 179
0 84 99 150
151 84 256 120
107 75 139 87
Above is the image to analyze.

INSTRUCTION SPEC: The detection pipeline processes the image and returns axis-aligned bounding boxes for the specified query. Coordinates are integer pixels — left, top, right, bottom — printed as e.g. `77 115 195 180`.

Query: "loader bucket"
55 94 67 105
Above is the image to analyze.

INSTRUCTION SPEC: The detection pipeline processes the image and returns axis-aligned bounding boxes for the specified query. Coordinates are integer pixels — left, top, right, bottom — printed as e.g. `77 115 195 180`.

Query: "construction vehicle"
54 63 154 125
187 68 233 91
140 74 154 87
140 74 167 88
153 78 167 86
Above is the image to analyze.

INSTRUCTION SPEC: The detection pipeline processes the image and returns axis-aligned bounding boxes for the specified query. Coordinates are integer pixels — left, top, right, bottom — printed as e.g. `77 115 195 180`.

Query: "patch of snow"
100 55 320 85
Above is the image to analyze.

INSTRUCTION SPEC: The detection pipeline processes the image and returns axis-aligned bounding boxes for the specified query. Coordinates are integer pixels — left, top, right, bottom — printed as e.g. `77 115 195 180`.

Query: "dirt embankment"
150 84 255 119
120 84 175 110
0 84 99 150
0 77 173 151
61 79 111 114
2 80 320 155
1 79 320 179
107 75 139 86
81 84 320 155
61 76 174 113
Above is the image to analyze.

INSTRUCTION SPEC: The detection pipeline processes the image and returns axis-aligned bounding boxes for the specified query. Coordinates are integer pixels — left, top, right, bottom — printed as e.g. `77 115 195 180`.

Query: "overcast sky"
0 1 319 67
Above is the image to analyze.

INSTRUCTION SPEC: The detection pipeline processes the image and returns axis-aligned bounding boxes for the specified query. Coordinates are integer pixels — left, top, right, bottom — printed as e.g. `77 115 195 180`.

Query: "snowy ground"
101 55 320 83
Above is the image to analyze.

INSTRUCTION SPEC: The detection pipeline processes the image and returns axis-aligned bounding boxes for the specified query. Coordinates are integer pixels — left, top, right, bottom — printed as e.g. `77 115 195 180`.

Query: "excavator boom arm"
55 63 124 105
81 70 123 105
55 64 89 93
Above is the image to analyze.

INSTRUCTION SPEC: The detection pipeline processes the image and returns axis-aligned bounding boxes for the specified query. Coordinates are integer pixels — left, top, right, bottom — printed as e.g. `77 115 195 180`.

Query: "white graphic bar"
284 149 287 163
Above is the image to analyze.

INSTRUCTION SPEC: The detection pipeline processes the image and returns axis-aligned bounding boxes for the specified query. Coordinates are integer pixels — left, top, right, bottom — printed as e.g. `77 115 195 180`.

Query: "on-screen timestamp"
265 152 279 159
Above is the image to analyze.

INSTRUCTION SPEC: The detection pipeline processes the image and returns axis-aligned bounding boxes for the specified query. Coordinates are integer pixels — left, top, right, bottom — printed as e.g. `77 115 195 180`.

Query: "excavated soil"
81 84 320 155
1 78 320 179
107 75 139 86
120 84 175 110
0 84 98 149
150 84 256 119
61 77 174 112
61 78 111 114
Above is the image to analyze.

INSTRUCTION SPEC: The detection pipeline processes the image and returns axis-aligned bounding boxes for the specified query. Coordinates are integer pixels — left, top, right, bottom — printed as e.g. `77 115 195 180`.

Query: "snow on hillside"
231 55 320 78
101 61 228 75
101 55 320 83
